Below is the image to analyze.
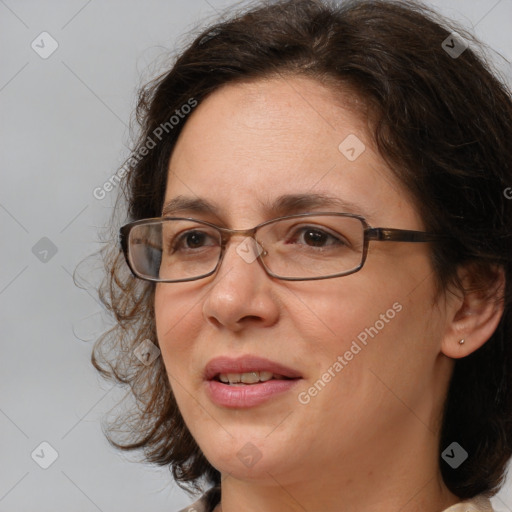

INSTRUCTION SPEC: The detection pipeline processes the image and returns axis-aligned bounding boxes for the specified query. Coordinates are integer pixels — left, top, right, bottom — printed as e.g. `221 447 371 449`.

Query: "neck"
216 473 459 512
214 427 460 512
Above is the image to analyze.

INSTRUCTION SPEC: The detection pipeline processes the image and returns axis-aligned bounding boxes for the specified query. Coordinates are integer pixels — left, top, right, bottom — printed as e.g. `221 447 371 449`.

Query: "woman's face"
155 76 454 485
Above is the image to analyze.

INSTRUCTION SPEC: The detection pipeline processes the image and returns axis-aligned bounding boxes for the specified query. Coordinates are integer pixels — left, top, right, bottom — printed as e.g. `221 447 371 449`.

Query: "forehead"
170 75 370 169
164 76 414 227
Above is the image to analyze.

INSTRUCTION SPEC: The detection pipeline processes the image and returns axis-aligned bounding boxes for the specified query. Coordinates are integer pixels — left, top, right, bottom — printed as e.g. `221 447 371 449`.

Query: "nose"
202 235 279 331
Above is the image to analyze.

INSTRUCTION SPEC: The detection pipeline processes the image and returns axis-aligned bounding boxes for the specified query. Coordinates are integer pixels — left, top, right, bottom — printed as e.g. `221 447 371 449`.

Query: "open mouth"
214 371 296 386
205 357 302 408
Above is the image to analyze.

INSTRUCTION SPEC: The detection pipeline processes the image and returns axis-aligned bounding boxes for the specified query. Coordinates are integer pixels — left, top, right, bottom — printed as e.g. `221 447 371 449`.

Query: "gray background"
1 0 511 510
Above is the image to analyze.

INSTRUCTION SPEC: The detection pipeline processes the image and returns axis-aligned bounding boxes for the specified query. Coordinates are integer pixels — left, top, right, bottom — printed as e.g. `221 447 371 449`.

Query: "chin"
198 430 304 483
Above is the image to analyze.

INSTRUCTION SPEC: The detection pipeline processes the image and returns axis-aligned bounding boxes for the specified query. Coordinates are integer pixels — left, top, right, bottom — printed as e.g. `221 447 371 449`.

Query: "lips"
204 355 302 382
204 355 302 408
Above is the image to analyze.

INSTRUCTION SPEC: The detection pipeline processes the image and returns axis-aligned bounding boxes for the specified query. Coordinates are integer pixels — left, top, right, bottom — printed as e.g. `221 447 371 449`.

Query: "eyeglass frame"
119 211 447 283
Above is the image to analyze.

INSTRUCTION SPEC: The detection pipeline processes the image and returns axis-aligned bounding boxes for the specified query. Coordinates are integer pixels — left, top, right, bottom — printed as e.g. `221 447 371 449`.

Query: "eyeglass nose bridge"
214 225 270 272
217 225 268 260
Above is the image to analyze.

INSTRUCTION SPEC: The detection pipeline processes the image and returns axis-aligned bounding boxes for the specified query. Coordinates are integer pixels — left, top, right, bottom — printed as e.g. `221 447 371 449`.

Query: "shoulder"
442 494 495 512
176 487 221 512
176 496 207 512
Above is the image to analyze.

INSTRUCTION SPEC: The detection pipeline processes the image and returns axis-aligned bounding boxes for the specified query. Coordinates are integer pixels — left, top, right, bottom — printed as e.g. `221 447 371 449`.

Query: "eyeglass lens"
127 216 366 281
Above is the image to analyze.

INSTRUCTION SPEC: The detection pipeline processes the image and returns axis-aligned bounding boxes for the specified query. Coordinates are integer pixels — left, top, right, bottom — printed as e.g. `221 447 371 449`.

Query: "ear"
441 264 506 359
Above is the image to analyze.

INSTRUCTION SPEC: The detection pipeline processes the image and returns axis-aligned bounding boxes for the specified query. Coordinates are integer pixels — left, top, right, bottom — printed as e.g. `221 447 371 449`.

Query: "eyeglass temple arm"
366 228 446 243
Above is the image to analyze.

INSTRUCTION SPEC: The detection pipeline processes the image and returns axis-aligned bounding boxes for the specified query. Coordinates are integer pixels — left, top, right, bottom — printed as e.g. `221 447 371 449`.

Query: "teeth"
218 371 277 385
258 371 274 382
241 372 260 384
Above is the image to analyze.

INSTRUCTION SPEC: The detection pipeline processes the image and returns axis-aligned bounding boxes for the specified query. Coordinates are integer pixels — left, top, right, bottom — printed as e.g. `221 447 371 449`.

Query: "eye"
288 225 347 248
171 229 218 252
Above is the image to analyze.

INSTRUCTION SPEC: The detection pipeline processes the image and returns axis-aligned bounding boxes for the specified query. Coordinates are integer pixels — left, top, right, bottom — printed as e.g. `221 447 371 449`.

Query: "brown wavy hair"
92 0 512 499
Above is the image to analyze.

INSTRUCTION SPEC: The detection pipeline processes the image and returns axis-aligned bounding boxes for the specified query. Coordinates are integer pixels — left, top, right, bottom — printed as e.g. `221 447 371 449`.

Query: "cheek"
295 295 439 440
300 263 440 386
290 275 397 346
154 286 201 374
154 289 207 431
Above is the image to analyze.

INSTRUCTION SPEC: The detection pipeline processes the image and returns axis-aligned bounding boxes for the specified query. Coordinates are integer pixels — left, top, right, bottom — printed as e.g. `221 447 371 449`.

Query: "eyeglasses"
119 212 446 283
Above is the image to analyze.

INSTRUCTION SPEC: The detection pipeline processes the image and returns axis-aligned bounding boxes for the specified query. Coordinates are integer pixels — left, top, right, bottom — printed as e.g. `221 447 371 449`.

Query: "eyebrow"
161 193 374 222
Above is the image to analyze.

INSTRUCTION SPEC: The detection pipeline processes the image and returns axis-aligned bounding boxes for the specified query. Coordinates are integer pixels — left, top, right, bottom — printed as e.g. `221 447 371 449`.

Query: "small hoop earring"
459 339 465 345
